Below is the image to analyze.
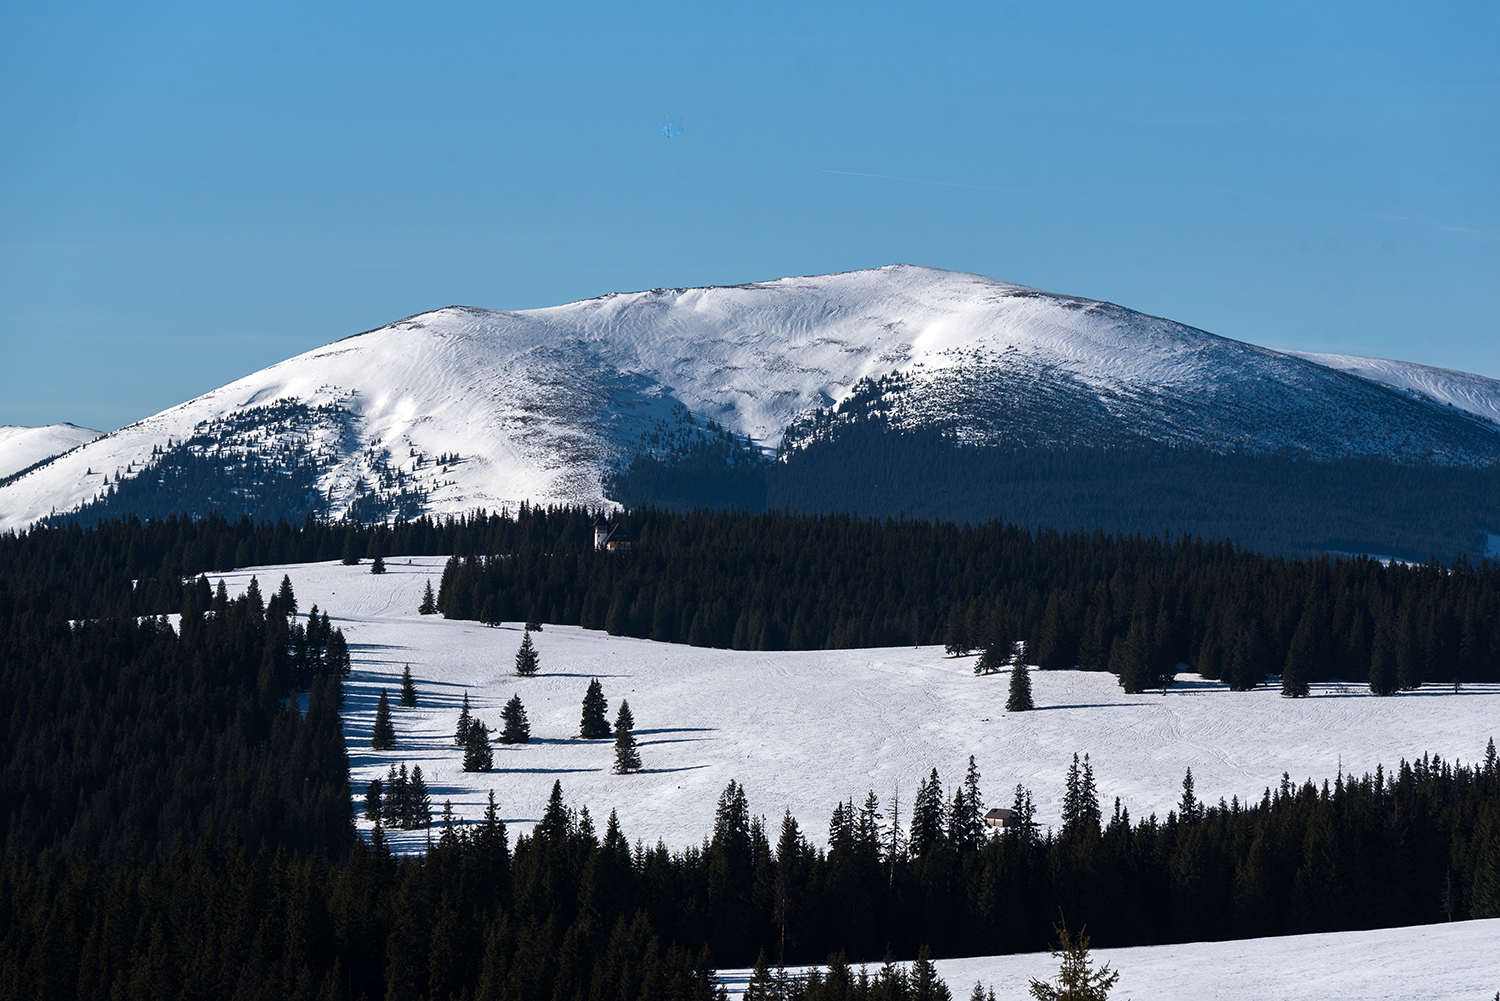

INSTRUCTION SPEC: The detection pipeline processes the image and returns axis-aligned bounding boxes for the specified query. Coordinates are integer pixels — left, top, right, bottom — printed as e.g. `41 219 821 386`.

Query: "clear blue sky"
3 1 1496 430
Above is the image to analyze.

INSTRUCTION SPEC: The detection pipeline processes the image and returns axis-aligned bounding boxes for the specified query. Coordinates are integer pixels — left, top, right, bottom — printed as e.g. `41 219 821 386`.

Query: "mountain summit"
4 265 1500 532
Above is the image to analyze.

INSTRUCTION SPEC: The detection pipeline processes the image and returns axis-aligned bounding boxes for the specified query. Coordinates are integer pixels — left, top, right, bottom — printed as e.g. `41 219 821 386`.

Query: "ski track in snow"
210 559 1500 858
720 919 1500 1001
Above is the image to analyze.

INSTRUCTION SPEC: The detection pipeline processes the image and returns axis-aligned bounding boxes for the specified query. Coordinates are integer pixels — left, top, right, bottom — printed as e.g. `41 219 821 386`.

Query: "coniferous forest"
3 510 1500 998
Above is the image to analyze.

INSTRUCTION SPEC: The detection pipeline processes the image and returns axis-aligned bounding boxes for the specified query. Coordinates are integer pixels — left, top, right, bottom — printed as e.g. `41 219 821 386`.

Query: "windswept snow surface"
0 423 102 481
720 919 1500 1001
6 266 1500 532
1289 351 1500 428
209 559 1499 856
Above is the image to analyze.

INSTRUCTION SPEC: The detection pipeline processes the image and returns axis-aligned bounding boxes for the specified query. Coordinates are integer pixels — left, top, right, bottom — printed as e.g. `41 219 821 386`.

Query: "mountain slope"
0 423 103 483
3 265 1500 532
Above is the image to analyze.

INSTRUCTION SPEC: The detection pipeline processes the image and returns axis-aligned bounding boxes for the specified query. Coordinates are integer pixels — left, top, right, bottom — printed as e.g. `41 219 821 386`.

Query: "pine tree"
499 694 530 744
1007 661 1035 711
514 627 539 677
400 664 417 707
974 642 1008 676
613 700 642 774
371 688 397 750
341 526 361 565
463 719 493 772
419 580 438 615
407 765 431 828
580 678 611 739
1282 613 1315 698
455 691 473 747
277 574 298 619
910 767 946 857
1370 616 1399 695
371 554 386 575
1027 915 1120 1001
364 777 383 823
387 763 407 825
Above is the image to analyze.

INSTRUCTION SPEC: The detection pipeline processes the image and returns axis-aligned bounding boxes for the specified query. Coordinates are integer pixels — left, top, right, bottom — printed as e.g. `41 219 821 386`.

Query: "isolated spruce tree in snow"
1007 661 1035 711
419 579 438 615
400 663 418 707
499 694 531 744
463 718 493 772
580 678 611 739
370 554 386 574
1027 915 1119 1001
371 688 397 750
515 627 539 676
455 691 473 746
613 700 642 774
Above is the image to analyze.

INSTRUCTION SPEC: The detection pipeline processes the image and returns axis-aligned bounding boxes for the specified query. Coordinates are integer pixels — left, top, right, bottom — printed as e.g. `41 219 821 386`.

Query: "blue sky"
2 1 1497 430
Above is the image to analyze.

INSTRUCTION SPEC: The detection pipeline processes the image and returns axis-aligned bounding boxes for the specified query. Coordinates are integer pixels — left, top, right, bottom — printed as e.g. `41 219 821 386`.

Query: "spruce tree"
341 527 361 565
499 694 530 744
515 627 539 677
277 574 298 619
371 554 386 575
1008 661 1035 711
1282 617 1314 698
407 765 432 828
371 688 397 750
419 580 438 615
387 763 407 824
455 691 473 747
1027 915 1120 1001
400 664 417 707
463 719 494 772
613 700 642 774
1370 617 1399 695
974 642 1007 676
910 767 946 856
580 678 610 739
364 777 383 823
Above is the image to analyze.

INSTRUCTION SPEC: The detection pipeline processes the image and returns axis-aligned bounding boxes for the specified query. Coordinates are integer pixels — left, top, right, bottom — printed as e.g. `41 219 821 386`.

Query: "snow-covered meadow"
210 557 1500 855
721 918 1500 1001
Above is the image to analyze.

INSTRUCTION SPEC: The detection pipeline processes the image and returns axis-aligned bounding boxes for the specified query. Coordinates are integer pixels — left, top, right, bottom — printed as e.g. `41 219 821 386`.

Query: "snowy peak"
3 265 1500 532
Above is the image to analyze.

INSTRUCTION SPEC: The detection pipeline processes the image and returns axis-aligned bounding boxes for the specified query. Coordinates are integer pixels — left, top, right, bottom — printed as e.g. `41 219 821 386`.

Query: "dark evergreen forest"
4 513 1500 998
608 426 1500 563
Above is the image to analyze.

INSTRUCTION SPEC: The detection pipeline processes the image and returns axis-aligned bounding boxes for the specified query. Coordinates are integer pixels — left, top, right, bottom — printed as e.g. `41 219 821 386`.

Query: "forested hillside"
609 429 1500 563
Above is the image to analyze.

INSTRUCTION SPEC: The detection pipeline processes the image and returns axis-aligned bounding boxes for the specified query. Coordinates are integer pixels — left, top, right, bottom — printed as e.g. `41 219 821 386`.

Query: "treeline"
4 749 1497 999
0 799 720 1001
0 574 353 865
9 506 1500 689
608 426 1500 563
435 507 1500 688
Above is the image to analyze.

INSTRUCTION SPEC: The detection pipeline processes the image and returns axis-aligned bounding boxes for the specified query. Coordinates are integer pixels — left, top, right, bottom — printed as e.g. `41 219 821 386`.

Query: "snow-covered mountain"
0 423 103 483
4 265 1500 532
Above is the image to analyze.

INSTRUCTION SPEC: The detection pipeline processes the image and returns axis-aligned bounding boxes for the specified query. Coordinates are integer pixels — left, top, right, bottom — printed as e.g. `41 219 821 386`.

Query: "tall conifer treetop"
515 627 540 677
499 694 531 744
371 687 397 750
613 700 642 774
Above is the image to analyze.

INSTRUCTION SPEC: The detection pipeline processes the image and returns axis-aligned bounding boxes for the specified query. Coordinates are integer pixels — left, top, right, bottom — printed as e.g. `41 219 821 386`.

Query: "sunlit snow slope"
0 424 102 482
5 265 1500 531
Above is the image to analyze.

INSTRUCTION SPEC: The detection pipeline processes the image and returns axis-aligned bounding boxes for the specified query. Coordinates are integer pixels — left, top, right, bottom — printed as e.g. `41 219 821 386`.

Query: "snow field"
210 558 1500 856
720 918 1500 1001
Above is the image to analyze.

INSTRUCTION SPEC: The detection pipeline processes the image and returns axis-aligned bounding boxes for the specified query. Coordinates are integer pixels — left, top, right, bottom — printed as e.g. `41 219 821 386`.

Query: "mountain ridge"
4 264 1500 533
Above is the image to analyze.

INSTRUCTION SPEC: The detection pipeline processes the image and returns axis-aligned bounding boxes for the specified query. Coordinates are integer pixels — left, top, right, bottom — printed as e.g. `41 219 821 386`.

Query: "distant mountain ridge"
3 265 1500 533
